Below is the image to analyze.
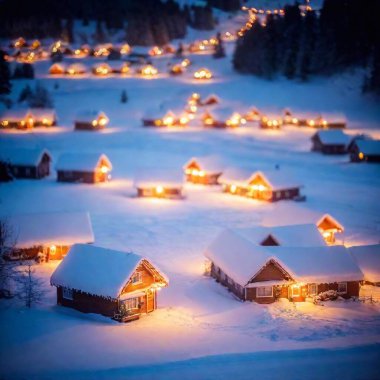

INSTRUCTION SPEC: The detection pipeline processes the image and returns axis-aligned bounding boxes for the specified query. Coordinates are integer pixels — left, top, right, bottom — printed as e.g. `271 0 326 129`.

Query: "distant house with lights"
134 170 184 199
66 63 87 75
311 130 351 154
350 139 380 163
0 148 51 179
142 109 189 128
259 113 283 129
92 62 112 76
51 244 168 322
204 229 363 304
220 169 303 202
74 111 109 131
0 108 57 129
56 153 112 183
49 63 66 75
5 212 94 260
284 111 346 129
202 107 245 128
183 156 224 185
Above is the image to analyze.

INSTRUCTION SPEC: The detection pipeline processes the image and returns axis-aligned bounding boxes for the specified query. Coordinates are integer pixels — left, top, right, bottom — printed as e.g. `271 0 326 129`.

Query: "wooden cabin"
204 229 363 304
202 108 245 128
311 130 351 154
136 64 158 77
350 139 380 163
134 171 184 199
259 114 283 129
56 153 112 184
29 108 57 127
5 212 94 261
11 37 26 49
92 62 112 76
66 63 87 75
93 44 112 57
188 40 214 53
0 108 30 129
169 64 184 76
0 148 51 179
283 110 322 127
142 110 189 128
51 244 168 322
220 169 302 202
49 63 66 75
320 113 347 129
74 111 109 131
194 68 213 80
183 156 224 185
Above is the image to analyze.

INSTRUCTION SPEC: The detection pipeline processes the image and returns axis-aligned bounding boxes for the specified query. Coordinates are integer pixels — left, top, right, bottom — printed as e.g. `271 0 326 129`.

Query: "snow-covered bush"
314 290 338 303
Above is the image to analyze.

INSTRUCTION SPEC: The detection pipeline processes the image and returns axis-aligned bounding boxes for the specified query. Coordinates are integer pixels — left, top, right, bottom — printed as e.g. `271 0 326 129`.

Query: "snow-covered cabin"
236 224 327 247
134 170 184 199
199 94 220 107
74 111 109 131
259 113 283 129
320 112 347 129
49 63 66 75
205 230 363 304
0 108 30 129
283 110 322 127
169 63 185 76
66 63 87 75
51 244 168 322
0 148 51 179
220 169 303 202
311 130 351 154
202 107 245 128
136 64 158 77
193 68 213 80
6 212 94 260
142 102 189 127
350 139 380 163
183 156 224 185
262 205 344 244
29 108 57 127
56 153 112 183
91 62 112 76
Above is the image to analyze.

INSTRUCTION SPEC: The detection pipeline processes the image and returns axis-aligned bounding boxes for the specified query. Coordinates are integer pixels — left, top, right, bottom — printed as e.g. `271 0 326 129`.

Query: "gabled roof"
237 224 326 247
248 170 302 191
8 212 94 248
354 140 380 156
349 244 380 283
183 155 224 173
55 153 112 172
313 130 351 146
51 244 168 299
0 148 51 167
134 169 183 188
0 108 29 121
75 110 108 123
317 214 344 232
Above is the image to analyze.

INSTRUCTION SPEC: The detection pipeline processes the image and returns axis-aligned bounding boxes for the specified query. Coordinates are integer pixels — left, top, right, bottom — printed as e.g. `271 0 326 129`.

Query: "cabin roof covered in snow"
55 153 112 171
0 148 51 167
51 244 168 299
355 139 380 156
8 212 94 248
249 170 302 190
314 130 351 145
184 155 224 173
349 244 380 283
134 170 183 188
236 224 326 247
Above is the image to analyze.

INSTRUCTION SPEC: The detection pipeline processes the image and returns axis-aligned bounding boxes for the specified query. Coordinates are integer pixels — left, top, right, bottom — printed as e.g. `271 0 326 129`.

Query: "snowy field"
1 6 380 380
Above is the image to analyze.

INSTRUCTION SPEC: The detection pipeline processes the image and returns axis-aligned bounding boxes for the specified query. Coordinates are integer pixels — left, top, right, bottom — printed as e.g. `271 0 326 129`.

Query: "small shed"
134 170 184 199
183 155 224 185
6 212 94 260
51 244 168 321
56 153 112 183
0 148 51 179
74 111 109 130
350 139 380 163
311 130 351 154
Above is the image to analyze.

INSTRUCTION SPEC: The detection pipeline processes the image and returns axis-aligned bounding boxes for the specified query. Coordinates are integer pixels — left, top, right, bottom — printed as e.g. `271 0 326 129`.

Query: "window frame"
131 271 143 285
291 285 301 297
256 286 273 298
308 283 317 296
124 297 140 310
62 287 73 300
337 282 347 294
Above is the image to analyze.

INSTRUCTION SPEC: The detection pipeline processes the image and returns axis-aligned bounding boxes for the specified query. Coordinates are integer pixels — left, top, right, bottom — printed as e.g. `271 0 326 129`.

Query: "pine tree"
0 50 11 95
213 32 226 59
18 84 32 103
28 83 53 108
17 263 45 308
121 90 128 103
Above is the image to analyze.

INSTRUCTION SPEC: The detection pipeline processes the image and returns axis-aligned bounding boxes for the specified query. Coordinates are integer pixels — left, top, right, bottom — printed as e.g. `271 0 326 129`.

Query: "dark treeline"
0 0 216 45
233 0 380 95
207 0 241 12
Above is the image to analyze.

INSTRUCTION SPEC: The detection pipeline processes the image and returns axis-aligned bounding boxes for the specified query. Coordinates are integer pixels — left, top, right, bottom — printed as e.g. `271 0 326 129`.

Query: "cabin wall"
10 165 38 179
186 173 221 185
57 170 96 183
137 187 182 198
74 122 104 131
270 188 300 202
312 136 347 154
57 287 119 317
210 262 245 300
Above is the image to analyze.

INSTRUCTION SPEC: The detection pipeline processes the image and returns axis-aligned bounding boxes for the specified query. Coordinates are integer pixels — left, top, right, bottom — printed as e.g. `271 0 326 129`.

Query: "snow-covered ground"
1 5 380 379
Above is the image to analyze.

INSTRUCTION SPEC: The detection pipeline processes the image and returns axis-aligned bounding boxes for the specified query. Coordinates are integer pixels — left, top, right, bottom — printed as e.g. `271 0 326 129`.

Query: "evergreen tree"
0 50 11 95
121 90 128 103
28 83 53 108
18 84 32 103
213 32 226 59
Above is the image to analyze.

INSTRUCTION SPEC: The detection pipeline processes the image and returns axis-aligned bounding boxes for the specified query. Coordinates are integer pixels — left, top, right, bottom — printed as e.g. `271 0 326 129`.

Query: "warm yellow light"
98 117 107 126
292 118 298 124
194 69 212 80
141 65 158 76
191 169 199 176
92 120 98 127
101 165 109 174
42 118 48 125
74 49 81 55
2 120 9 126
230 185 237 193
199 170 205 177
308 120 315 127
358 152 364 160
179 115 189 125
155 186 164 194
181 59 190 67
50 245 56 255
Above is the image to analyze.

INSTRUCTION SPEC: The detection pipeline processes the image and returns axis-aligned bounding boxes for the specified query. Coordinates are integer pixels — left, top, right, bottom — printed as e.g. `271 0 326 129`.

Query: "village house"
320 113 347 129
350 139 380 163
92 62 112 76
236 224 327 247
262 206 345 244
0 108 57 129
66 63 87 75
311 130 351 154
169 64 185 76
28 108 57 127
5 212 94 261
204 229 363 304
259 113 283 129
134 171 184 199
202 107 245 128
220 169 303 202
50 244 168 322
183 156 224 185
244 107 261 122
56 153 112 183
74 111 109 131
0 148 51 180
283 110 347 129
49 63 66 75
194 68 213 80
136 64 158 77
142 107 189 128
